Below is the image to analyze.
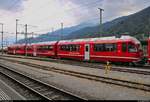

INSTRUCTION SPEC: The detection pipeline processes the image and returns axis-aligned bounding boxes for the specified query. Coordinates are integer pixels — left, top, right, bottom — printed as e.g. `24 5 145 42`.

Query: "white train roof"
120 35 140 44
31 41 57 45
8 43 26 47
59 35 140 44
8 35 140 47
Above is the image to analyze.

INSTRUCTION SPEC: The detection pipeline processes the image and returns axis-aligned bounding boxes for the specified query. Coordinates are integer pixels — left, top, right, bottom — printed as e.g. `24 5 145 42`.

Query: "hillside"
66 6 150 40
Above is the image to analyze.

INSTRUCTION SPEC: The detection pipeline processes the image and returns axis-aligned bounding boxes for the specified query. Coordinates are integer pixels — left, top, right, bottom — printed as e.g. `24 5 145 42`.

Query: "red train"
7 35 148 65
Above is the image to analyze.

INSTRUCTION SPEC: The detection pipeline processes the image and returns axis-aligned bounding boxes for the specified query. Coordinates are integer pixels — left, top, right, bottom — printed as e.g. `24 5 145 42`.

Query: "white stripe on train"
58 54 139 60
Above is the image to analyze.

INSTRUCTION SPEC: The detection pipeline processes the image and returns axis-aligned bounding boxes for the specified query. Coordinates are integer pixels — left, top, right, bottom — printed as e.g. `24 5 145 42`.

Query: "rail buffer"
105 61 112 74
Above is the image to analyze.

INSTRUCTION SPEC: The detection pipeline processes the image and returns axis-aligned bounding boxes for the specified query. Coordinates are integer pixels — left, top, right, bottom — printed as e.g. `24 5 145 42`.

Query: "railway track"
0 64 86 100
0 57 150 92
1 55 150 76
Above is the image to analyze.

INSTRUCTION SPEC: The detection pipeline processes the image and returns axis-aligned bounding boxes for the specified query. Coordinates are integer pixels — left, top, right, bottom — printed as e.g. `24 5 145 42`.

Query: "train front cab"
119 41 143 64
89 39 143 64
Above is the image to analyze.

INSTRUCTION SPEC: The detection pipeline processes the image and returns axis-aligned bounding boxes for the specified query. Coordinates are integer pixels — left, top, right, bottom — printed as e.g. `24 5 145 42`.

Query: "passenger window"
122 43 127 52
60 44 80 52
128 43 137 53
94 43 116 52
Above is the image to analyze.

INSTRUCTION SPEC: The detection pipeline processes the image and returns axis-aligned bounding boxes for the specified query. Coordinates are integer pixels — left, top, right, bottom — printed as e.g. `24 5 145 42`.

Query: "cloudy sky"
0 0 150 45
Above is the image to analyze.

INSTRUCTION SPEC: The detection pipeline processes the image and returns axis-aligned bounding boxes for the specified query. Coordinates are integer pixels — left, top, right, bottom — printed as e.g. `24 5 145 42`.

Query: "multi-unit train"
7 35 150 65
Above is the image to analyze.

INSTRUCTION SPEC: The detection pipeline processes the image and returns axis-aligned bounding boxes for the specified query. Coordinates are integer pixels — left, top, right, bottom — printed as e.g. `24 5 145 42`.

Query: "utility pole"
25 24 28 56
61 23 63 40
16 19 19 43
52 27 54 34
32 32 34 39
0 23 4 55
98 8 104 36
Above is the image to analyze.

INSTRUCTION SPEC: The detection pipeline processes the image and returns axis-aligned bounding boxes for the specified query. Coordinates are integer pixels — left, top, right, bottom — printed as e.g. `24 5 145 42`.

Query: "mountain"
65 6 150 39
64 16 128 39
17 6 150 44
17 22 96 43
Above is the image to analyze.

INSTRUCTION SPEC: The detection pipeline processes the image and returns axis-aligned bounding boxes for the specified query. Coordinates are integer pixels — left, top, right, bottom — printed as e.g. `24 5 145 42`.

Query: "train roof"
8 43 26 47
30 41 57 45
8 41 58 47
58 35 141 44
8 35 140 47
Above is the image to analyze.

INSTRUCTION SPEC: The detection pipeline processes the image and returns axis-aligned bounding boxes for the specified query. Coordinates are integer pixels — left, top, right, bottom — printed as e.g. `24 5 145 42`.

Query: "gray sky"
0 0 150 44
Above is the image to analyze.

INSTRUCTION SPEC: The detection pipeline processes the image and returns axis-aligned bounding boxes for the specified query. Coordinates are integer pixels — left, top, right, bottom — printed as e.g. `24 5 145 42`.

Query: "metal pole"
0 23 4 55
32 32 34 39
98 8 104 36
25 24 27 56
52 27 54 34
61 23 63 40
16 19 19 43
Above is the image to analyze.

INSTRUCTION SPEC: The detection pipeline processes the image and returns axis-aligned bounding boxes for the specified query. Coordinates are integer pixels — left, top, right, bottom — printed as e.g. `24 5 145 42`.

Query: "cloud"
0 0 150 45
102 0 150 21
0 0 24 12
68 0 150 23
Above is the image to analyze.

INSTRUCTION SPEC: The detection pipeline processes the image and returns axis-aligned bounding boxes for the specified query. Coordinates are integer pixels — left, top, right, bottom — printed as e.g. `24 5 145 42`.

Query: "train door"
84 44 90 61
33 45 37 56
13 49 16 54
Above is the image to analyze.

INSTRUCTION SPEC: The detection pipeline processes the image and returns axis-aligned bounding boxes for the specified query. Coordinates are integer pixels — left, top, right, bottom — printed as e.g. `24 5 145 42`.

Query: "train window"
105 44 117 52
27 47 32 50
128 43 137 53
122 43 127 52
16 47 21 50
37 46 42 50
94 43 116 52
8 47 13 50
37 45 53 51
60 44 80 52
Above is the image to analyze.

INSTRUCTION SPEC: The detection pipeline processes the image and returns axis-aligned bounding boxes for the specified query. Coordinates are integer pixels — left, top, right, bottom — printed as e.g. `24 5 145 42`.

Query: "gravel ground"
2 57 150 85
3 54 150 71
0 59 150 100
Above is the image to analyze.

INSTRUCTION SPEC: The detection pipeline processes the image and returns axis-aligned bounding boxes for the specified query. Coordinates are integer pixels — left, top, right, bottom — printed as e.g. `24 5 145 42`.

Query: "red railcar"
32 41 58 57
15 44 25 55
8 44 25 55
57 39 85 60
7 45 16 54
148 38 150 64
57 36 143 64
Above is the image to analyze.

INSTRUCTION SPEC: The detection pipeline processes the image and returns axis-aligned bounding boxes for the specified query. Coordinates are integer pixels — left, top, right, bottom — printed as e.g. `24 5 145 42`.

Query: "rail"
0 64 87 100
0 57 150 92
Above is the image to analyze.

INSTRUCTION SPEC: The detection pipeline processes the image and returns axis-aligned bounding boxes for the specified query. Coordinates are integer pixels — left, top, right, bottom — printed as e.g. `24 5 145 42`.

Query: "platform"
0 57 150 100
